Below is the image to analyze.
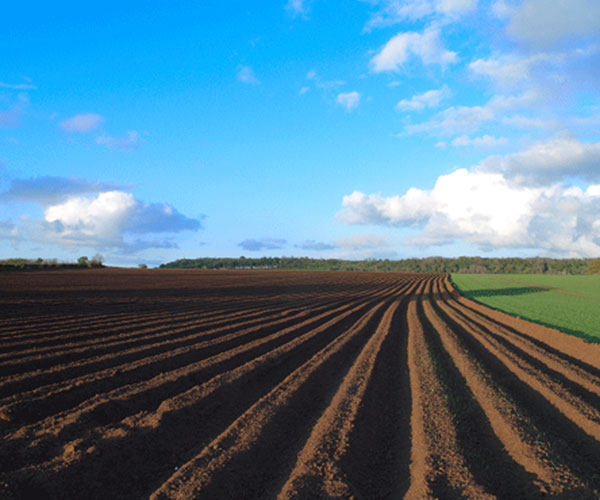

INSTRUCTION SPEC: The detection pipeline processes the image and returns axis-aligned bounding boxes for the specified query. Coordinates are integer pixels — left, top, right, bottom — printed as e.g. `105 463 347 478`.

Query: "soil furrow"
148 294 395 500
405 279 492 499
3 270 599 500
422 280 571 497
0 288 387 429
432 281 600 494
277 298 403 499
2 281 413 474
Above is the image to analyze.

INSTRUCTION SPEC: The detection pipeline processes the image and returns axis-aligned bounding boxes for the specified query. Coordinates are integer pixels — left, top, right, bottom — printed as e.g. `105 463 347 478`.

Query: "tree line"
0 255 104 270
160 256 597 274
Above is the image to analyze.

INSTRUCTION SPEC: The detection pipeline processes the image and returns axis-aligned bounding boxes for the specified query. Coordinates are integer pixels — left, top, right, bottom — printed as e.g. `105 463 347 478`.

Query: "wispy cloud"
370 27 458 72
0 92 30 127
237 65 260 85
0 81 37 90
239 238 287 251
286 0 309 18
295 240 336 251
335 233 393 249
451 135 508 148
404 91 541 136
60 113 104 133
96 130 141 150
396 86 451 111
336 91 361 111
364 0 478 31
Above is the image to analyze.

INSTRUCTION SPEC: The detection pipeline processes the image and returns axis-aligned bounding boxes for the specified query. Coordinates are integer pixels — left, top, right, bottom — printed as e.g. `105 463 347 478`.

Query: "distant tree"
588 258 600 274
138 263 148 269
78 256 89 267
90 254 104 267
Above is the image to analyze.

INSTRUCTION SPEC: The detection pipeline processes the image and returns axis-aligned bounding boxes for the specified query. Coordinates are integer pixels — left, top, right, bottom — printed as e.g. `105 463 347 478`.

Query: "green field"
450 274 600 343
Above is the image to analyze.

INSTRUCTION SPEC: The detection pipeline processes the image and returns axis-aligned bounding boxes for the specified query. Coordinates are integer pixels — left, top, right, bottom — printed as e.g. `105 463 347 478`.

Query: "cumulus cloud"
60 113 104 133
237 65 260 85
96 130 140 150
478 135 600 186
0 176 202 251
396 86 451 111
336 91 361 111
335 234 393 249
338 137 600 257
40 191 201 249
371 27 458 72
238 238 287 251
495 0 600 47
296 240 336 251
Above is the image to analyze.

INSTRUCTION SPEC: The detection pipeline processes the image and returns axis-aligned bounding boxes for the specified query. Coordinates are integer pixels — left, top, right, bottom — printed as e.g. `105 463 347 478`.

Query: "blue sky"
1 0 600 266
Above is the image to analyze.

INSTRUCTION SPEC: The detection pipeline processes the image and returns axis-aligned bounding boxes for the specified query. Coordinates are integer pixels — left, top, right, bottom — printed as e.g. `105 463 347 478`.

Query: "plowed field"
1 269 599 499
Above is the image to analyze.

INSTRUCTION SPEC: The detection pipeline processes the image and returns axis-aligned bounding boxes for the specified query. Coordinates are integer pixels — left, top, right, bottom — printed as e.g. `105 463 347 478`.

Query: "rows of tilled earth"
1 269 599 499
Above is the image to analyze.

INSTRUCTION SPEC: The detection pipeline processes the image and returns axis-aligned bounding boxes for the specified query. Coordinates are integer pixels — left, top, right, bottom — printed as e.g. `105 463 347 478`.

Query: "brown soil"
1 269 599 499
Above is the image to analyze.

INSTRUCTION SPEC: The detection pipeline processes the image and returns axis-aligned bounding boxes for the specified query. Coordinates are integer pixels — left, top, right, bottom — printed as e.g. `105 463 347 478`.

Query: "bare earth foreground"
1 270 600 499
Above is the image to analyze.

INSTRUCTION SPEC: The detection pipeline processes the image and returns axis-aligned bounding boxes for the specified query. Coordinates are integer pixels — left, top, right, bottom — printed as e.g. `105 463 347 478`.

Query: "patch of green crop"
450 273 600 343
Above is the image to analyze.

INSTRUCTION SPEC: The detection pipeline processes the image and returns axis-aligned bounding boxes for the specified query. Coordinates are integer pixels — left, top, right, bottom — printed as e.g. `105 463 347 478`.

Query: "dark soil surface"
1 269 599 499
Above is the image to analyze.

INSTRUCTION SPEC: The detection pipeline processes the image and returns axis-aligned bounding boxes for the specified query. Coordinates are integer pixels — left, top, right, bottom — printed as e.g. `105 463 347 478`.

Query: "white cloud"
0 176 202 251
371 27 458 72
41 191 201 249
469 51 571 90
336 91 361 111
60 113 104 133
405 90 541 135
96 130 140 150
339 171 600 256
237 65 260 85
396 86 451 111
364 0 477 30
338 189 434 227
299 86 310 95
335 233 393 249
306 71 345 90
478 135 600 186
497 0 600 47
499 115 559 130
470 54 534 85
451 135 508 148
436 0 477 15
338 137 600 257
